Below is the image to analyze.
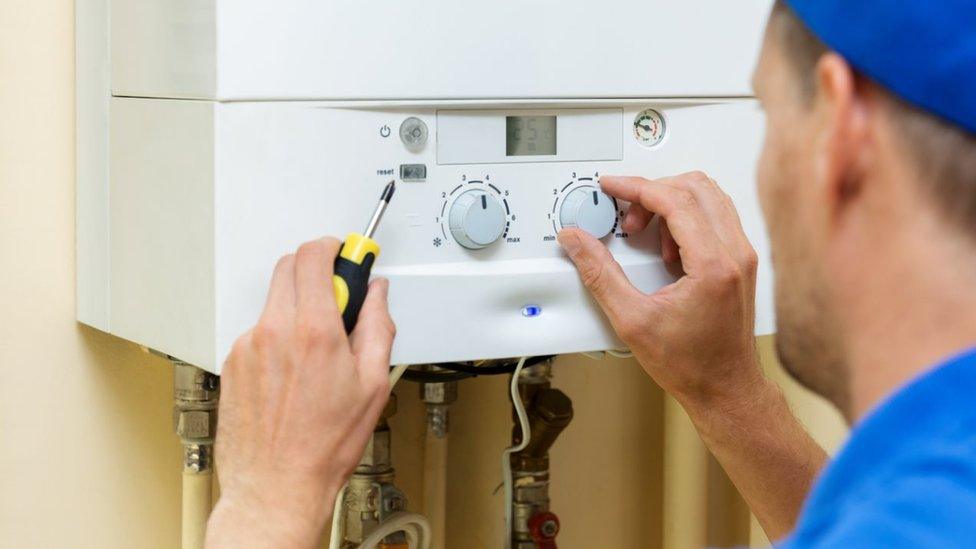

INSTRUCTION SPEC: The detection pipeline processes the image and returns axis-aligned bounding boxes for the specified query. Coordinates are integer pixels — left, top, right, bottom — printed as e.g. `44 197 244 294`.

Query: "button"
399 164 427 182
399 117 428 150
379 125 391 138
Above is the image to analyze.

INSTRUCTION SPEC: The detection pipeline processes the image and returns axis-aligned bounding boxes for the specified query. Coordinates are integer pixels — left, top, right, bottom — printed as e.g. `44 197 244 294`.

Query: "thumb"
350 278 396 387
557 228 644 326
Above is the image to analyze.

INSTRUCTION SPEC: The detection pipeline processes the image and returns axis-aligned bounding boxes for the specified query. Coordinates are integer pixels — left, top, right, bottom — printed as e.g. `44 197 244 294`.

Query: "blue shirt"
779 348 976 548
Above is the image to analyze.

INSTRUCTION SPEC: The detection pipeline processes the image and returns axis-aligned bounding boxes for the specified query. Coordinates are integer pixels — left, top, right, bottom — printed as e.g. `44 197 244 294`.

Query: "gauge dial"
560 186 617 239
448 190 507 250
633 109 667 147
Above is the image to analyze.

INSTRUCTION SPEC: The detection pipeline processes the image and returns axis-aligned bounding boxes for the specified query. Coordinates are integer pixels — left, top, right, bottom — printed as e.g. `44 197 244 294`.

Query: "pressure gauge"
633 109 666 147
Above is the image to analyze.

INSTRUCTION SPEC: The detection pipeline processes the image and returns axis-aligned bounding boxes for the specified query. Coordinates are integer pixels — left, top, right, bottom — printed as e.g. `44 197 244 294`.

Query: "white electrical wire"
328 485 347 549
583 349 633 360
328 364 411 549
501 356 530 549
388 363 410 387
607 349 634 359
356 512 432 549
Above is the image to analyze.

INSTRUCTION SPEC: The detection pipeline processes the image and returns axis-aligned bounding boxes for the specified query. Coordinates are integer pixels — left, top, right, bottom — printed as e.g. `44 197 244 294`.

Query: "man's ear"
812 53 871 210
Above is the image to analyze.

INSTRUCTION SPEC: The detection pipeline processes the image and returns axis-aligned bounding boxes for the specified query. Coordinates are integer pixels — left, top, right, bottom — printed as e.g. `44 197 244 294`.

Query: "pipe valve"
528 511 560 549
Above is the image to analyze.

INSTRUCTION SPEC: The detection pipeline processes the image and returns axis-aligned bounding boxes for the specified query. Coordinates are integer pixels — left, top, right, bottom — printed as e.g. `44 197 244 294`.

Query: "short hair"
771 0 976 238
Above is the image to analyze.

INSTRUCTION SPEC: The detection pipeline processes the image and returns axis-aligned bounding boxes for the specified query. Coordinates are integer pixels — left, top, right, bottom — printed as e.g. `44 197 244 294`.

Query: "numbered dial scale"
437 178 515 250
434 173 625 250
559 186 617 238
549 176 620 239
449 190 507 249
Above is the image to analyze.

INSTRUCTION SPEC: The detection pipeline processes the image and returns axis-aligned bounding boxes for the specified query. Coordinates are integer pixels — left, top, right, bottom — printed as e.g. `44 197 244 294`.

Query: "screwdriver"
333 180 396 333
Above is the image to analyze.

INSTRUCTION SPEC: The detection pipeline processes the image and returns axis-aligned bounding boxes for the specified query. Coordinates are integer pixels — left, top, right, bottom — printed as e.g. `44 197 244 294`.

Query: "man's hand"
559 172 827 539
206 238 396 549
558 172 763 408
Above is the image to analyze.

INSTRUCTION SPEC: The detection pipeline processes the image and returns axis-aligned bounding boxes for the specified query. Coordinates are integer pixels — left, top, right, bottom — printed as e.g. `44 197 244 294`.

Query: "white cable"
607 349 634 359
356 512 432 549
582 351 606 360
501 357 530 549
328 485 347 549
389 363 409 387
328 364 411 549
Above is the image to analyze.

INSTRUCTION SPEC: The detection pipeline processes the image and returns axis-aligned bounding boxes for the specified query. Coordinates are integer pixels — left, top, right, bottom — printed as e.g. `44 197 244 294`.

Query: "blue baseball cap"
785 0 976 135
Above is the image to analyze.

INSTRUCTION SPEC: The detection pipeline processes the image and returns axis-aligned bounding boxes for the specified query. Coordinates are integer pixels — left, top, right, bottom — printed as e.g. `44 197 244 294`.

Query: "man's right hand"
558 172 764 409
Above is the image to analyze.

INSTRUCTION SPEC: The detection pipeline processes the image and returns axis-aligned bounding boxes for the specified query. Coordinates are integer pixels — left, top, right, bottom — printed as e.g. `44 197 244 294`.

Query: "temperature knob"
559 186 616 239
449 190 507 249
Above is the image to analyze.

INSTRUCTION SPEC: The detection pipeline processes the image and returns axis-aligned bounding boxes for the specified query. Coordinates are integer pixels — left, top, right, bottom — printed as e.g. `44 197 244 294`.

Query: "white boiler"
77 0 775 372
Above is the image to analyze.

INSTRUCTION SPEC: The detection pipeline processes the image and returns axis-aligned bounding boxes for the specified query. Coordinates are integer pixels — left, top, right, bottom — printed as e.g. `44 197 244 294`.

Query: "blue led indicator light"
521 305 542 318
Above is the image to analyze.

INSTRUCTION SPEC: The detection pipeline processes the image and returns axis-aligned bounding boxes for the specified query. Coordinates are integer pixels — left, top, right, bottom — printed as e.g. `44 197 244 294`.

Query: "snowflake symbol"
433 237 443 247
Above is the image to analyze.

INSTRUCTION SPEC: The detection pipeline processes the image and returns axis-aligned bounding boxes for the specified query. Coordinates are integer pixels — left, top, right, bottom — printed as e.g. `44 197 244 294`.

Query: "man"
206 0 976 547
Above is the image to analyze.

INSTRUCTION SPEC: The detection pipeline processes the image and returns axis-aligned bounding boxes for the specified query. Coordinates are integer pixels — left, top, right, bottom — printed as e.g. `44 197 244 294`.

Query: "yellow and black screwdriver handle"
332 233 380 333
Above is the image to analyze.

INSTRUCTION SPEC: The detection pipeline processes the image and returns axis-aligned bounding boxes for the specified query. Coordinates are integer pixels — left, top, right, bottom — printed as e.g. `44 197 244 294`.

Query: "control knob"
449 190 507 249
559 186 617 239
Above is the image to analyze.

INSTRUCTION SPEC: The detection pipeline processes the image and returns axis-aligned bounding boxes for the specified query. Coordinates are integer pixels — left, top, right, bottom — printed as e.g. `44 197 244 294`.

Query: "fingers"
600 172 754 268
557 228 644 327
600 176 723 271
294 238 342 321
660 220 679 264
349 278 396 388
261 254 297 320
622 203 654 233
662 173 754 264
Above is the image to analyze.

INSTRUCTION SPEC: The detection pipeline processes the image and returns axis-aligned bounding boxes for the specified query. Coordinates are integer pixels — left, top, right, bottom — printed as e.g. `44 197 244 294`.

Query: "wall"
0 1 847 547
1 4 182 548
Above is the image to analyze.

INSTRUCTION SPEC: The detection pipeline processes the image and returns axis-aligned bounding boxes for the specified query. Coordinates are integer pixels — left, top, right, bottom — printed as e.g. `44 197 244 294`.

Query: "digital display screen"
506 116 557 156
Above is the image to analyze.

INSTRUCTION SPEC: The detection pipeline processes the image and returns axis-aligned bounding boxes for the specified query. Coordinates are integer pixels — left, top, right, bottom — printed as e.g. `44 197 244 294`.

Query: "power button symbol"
379 125 391 138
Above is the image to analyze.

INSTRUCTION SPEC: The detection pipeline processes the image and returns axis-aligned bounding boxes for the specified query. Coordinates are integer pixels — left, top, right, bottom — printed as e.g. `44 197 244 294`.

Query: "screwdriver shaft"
363 180 396 238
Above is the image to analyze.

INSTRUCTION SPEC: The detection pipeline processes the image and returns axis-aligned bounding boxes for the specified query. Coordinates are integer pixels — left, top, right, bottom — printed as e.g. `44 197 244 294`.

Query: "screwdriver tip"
381 180 396 203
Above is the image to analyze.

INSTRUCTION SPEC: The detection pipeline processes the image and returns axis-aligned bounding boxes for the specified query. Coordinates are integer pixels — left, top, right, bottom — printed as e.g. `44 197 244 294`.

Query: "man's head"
754 0 976 412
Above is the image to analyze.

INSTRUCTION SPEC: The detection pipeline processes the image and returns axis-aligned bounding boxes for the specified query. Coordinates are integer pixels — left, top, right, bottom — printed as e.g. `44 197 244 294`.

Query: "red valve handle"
528 511 560 549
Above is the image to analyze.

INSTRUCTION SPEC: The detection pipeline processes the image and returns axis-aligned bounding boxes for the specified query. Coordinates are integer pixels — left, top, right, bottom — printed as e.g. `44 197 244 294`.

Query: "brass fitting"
420 371 458 438
343 394 407 547
172 360 219 473
510 359 572 548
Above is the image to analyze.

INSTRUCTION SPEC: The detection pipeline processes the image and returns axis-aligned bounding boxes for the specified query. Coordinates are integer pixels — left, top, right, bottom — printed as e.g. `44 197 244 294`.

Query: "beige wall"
0 1 847 547
1 4 182 547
